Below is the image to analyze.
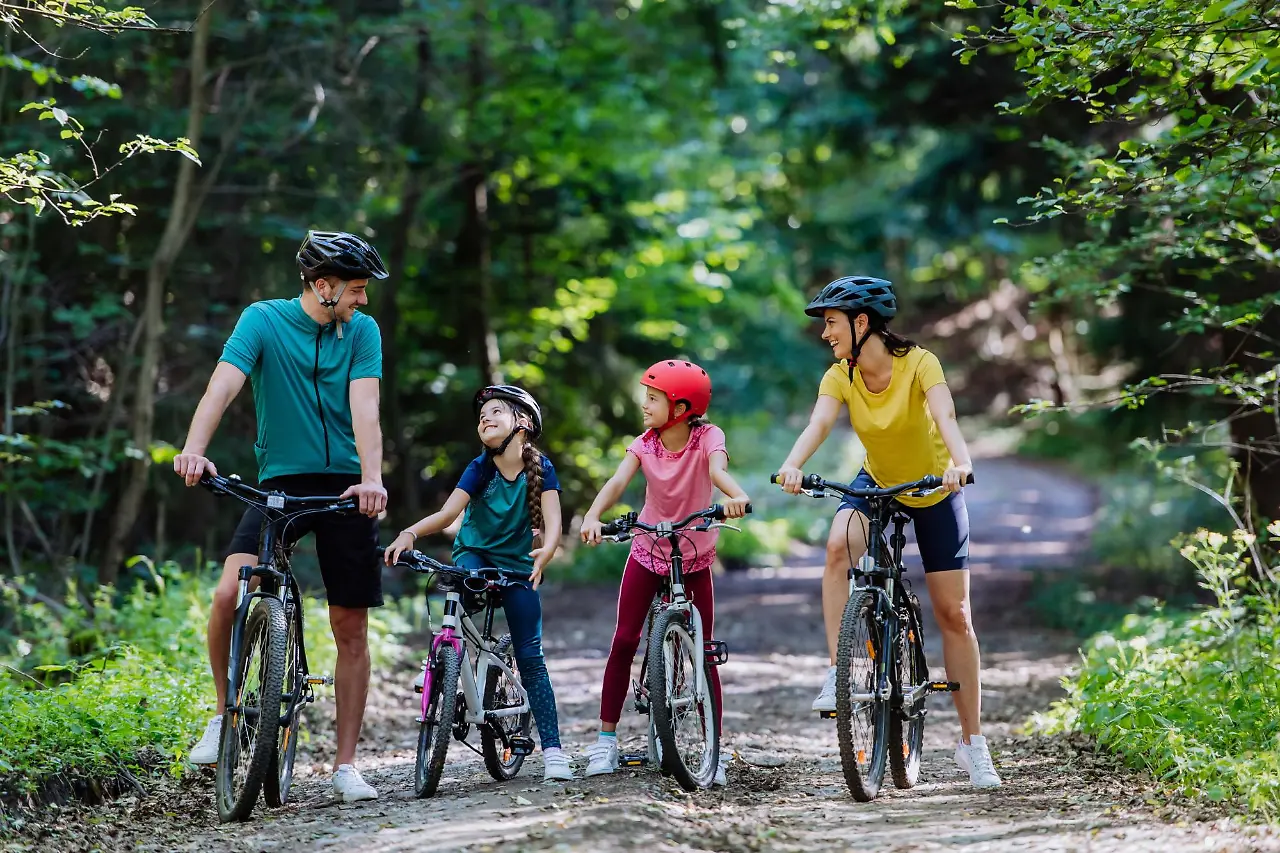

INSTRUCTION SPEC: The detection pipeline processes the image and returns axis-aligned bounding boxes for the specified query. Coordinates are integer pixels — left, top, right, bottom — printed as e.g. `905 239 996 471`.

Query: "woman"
775 275 1000 788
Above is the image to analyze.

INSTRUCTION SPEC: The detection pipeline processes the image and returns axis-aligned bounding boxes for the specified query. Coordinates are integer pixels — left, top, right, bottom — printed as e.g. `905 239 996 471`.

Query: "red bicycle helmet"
642 360 711 429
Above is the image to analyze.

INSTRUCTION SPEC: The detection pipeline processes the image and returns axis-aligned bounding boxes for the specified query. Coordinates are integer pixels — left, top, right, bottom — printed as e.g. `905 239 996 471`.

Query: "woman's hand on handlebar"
942 462 973 494
384 530 416 566
580 515 604 546
774 465 805 495
722 495 751 519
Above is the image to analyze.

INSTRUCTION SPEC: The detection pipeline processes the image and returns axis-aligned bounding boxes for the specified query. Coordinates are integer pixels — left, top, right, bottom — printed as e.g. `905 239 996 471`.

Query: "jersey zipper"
313 327 331 469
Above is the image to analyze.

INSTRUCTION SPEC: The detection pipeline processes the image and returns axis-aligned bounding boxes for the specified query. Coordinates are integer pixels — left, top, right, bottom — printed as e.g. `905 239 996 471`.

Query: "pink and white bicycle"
395 550 535 798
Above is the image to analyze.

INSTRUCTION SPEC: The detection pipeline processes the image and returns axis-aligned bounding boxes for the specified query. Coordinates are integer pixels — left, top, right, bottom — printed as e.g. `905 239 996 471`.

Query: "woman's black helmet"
474 385 543 439
296 230 389 281
805 276 897 320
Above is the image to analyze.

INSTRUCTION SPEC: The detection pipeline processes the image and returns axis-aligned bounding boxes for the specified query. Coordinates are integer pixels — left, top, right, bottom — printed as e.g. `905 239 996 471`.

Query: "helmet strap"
308 278 348 340
487 425 525 457
847 326 875 381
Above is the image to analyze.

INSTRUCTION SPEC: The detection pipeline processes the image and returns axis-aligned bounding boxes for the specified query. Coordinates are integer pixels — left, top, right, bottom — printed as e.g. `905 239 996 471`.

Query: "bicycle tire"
889 594 927 789
265 599 303 807
835 588 888 802
415 642 460 798
648 608 718 791
216 597 287 822
481 634 532 781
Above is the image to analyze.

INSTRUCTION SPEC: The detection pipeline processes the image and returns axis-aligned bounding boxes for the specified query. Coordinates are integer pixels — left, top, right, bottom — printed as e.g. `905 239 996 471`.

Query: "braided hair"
520 438 545 538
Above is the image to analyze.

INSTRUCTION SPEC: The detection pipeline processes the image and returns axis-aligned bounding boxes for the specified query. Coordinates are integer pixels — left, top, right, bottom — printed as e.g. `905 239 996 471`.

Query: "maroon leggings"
599 556 722 733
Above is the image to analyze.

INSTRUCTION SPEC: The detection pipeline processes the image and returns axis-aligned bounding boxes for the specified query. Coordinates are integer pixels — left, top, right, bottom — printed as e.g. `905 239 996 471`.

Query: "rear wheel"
216 598 286 822
415 643 460 798
835 589 888 802
648 608 718 791
889 596 927 789
481 635 532 781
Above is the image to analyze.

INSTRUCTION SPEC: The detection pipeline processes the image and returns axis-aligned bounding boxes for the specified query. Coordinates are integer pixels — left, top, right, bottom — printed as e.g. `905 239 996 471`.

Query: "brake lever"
699 521 742 533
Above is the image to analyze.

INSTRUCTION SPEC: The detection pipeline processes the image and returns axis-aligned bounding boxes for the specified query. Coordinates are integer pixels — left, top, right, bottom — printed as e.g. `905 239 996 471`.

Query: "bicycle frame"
844 504 910 706
642 536 710 709
418 585 531 727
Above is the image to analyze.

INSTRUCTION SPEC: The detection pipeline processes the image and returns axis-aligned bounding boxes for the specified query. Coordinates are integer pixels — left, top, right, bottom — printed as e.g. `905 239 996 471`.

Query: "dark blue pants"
454 554 561 750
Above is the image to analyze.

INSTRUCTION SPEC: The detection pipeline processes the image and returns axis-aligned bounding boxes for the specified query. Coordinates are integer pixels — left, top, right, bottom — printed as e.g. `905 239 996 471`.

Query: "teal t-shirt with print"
451 452 562 576
218 298 382 482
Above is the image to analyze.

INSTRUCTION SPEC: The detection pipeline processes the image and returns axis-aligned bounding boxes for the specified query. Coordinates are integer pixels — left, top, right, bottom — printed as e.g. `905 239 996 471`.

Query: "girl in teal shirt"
386 385 571 782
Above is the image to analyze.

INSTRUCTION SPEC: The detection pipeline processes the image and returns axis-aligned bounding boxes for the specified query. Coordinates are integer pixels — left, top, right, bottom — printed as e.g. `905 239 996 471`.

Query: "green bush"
0 558 411 800
1035 523 1280 814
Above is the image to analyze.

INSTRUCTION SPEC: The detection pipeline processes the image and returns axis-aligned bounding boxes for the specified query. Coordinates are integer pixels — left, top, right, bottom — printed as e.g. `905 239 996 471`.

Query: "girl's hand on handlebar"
580 516 604 546
722 495 750 519
384 530 415 566
942 463 972 493
775 465 804 495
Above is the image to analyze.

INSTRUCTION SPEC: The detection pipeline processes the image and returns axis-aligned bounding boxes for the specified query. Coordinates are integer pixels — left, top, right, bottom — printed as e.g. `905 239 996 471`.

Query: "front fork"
418 591 464 722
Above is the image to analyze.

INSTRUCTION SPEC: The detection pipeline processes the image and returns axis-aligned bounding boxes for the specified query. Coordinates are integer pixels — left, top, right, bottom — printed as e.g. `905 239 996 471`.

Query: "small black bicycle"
774 471 970 801
201 474 356 822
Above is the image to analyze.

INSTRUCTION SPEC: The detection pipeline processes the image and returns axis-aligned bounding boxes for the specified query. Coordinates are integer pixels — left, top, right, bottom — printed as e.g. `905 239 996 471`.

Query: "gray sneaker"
811 666 838 712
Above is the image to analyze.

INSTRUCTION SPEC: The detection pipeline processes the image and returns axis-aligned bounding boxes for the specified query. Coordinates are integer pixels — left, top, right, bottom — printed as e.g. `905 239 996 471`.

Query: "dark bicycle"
201 473 356 822
391 550 536 798
773 471 970 801
599 503 749 791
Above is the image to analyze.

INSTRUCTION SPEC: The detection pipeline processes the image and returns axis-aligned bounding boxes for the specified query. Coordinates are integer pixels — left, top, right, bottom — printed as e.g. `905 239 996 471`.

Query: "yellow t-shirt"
817 347 951 508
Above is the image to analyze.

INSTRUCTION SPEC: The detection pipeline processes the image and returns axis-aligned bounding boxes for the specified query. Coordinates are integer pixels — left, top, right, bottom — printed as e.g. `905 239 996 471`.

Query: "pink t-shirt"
626 424 728 575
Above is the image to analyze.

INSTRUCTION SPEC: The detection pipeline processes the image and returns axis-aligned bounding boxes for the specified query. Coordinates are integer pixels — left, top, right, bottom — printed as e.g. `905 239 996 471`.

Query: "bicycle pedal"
305 674 334 686
817 710 837 720
927 680 960 693
508 736 535 756
619 752 648 767
704 640 729 666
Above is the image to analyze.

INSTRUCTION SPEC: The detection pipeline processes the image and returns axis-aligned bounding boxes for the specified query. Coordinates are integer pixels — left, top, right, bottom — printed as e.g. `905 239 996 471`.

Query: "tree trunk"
456 0 502 384
382 26 433 522
101 9 213 584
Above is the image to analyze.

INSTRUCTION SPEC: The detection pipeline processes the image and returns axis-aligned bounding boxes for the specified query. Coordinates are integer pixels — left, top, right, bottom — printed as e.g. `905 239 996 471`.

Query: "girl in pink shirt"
579 360 750 786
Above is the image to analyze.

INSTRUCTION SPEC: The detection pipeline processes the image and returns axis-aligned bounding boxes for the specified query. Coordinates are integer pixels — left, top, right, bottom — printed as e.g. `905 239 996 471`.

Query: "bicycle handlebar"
201 473 359 512
769 471 974 498
391 548 529 591
598 503 753 540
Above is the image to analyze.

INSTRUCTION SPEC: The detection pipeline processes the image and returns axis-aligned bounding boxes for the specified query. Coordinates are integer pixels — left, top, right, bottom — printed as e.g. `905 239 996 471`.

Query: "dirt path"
15 457 1280 852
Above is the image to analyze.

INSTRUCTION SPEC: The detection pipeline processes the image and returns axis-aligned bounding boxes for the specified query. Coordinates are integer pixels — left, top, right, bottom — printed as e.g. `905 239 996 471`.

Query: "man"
173 230 390 803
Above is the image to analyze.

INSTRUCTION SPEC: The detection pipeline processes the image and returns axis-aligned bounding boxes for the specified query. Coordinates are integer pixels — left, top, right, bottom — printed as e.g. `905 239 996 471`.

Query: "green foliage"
0 556 409 795
1035 522 1280 814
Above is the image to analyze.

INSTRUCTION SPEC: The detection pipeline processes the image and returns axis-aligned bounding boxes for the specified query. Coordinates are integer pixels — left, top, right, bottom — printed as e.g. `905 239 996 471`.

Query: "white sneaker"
543 748 574 782
188 715 222 765
712 752 731 788
585 737 619 777
955 735 1002 788
811 666 838 712
332 764 379 802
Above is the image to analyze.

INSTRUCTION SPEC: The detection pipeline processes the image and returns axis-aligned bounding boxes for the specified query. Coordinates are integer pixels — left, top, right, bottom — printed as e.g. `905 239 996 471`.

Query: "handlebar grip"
966 472 975 485
745 502 753 515
599 520 623 537
769 473 780 485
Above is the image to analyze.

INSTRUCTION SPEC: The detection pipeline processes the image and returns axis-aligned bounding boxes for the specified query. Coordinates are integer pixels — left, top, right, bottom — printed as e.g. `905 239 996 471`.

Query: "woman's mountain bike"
391 550 535 798
200 474 356 823
599 503 749 791
773 471 970 802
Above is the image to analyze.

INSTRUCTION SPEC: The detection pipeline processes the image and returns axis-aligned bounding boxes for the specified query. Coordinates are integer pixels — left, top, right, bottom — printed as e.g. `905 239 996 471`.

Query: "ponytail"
520 441 545 538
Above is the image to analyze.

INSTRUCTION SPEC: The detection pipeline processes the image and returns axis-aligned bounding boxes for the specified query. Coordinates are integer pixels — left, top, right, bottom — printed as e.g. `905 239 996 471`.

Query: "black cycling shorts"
225 473 383 609
835 468 970 574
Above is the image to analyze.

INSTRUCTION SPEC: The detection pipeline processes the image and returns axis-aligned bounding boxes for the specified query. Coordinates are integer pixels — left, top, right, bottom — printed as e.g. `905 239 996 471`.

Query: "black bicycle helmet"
804 275 897 320
474 385 543 439
296 230 390 281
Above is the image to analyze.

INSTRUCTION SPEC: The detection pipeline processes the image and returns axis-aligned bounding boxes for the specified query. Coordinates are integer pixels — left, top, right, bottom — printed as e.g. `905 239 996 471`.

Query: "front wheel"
648 608 718 791
265 598 304 807
481 635 532 781
835 588 888 802
216 597 287 823
415 643 460 798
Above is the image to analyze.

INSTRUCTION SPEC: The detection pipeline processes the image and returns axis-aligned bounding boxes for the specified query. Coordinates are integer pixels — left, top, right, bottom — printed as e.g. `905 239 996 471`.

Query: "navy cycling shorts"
835 469 970 573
